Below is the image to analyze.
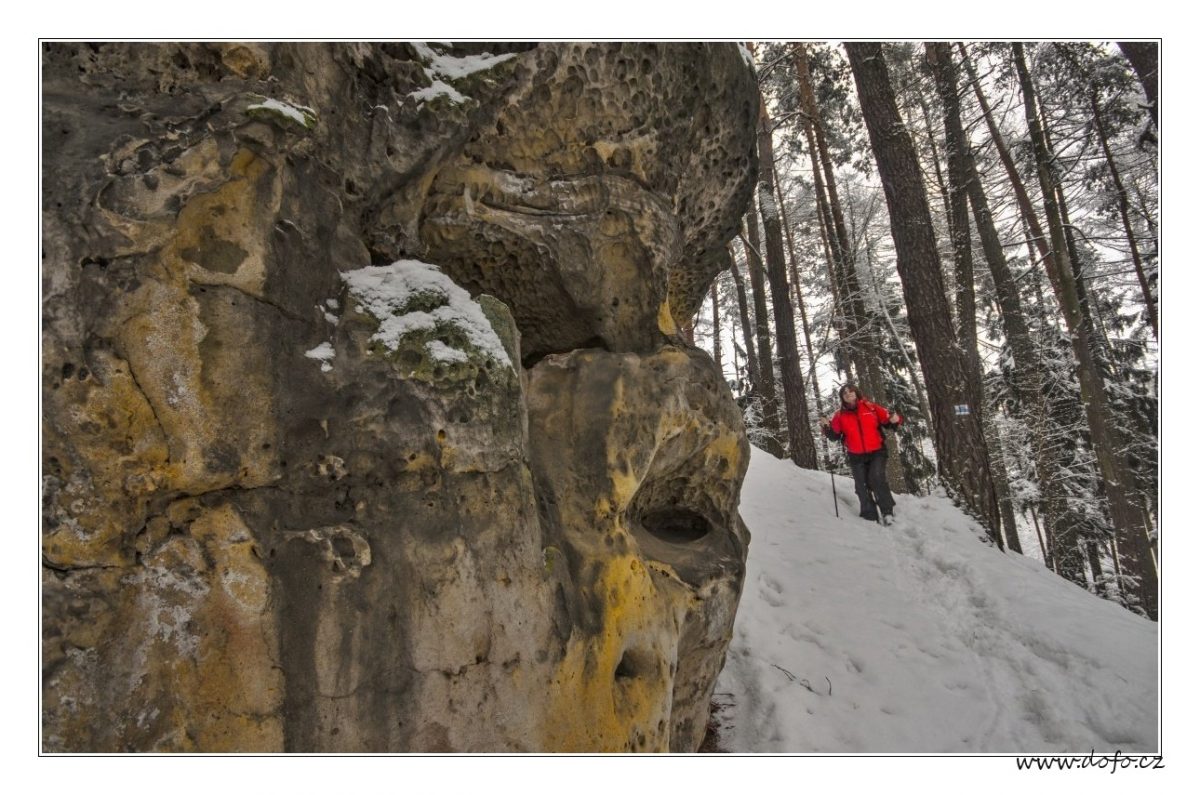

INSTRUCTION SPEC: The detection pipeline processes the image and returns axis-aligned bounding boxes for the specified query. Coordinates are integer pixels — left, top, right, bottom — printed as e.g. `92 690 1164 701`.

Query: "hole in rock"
641 507 711 544
615 648 649 681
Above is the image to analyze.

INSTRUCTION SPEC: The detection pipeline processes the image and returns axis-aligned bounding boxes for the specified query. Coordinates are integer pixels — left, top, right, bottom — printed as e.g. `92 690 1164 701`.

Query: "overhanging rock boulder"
42 41 758 752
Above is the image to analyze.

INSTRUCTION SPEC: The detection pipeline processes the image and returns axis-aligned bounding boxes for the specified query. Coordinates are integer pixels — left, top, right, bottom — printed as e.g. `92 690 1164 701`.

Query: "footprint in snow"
759 574 784 594
759 587 786 608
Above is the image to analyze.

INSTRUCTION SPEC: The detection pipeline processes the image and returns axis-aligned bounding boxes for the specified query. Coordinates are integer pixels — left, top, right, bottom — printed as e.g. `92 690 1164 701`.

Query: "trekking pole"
830 467 839 518
821 432 839 518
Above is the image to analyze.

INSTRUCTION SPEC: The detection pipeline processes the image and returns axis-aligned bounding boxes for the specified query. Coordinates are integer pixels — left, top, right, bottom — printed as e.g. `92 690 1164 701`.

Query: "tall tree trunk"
1027 266 1096 583
1054 180 1113 366
846 42 1003 542
742 214 786 458
727 244 761 402
1130 176 1159 248
1012 43 1157 619
1020 215 1044 283
1030 507 1051 571
711 281 723 375
798 101 852 380
915 88 955 247
912 92 963 320
927 43 1021 553
1089 88 1157 339
756 94 818 468
794 44 889 408
1086 542 1105 591
775 162 826 423
964 42 1109 585
1143 501 1159 574
1108 535 1127 604
772 160 808 336
1117 42 1159 130
962 94 1078 574
926 44 979 398
724 244 763 398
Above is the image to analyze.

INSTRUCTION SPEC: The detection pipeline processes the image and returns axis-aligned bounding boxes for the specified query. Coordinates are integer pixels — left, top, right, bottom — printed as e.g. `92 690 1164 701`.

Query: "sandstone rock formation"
42 42 757 752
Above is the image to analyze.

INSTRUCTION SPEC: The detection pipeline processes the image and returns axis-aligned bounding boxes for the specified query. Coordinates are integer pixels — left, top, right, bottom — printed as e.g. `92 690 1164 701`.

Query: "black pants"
848 449 894 520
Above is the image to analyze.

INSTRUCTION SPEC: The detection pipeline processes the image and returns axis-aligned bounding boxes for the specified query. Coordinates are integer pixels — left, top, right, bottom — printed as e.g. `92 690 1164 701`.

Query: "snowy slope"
715 447 1158 754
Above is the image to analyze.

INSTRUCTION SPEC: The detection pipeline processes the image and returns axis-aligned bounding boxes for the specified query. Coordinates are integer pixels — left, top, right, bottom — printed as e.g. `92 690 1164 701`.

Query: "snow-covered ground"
715 447 1158 754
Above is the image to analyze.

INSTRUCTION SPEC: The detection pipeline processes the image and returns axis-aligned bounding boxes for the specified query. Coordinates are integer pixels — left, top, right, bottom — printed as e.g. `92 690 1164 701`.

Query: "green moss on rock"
245 96 317 132
477 294 520 366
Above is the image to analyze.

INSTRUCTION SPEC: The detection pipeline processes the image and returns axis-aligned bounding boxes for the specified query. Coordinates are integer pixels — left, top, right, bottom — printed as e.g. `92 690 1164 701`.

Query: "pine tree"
741 212 786 458
1116 42 1158 132
1011 42 1157 618
726 243 761 398
793 45 890 411
846 42 1003 542
926 42 1022 552
755 91 818 468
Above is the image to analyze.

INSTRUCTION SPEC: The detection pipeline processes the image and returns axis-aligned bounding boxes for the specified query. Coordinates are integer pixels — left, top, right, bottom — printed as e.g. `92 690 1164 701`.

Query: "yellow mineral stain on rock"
193 714 284 753
164 147 279 298
218 44 270 79
112 253 277 495
540 553 674 752
152 504 283 751
656 298 677 336
43 350 170 568
608 459 641 512
705 431 745 480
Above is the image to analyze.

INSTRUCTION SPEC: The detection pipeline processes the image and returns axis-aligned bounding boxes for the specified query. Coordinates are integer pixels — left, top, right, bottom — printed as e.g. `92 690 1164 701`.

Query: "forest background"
692 39 1160 621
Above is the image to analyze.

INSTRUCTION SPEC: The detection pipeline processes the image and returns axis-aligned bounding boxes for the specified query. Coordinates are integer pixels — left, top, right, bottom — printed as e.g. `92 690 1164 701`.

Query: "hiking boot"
882 514 894 527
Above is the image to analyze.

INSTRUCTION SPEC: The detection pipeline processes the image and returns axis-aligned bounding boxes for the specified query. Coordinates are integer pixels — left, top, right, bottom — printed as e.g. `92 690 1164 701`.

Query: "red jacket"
829 400 901 455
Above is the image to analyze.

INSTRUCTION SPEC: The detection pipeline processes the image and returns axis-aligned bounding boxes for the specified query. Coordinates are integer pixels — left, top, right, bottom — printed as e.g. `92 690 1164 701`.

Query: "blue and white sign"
954 404 971 416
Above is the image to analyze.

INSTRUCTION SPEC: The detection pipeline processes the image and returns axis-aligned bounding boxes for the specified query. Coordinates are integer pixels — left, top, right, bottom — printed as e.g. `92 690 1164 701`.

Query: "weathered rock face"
42 42 756 752
421 43 758 362
527 347 749 751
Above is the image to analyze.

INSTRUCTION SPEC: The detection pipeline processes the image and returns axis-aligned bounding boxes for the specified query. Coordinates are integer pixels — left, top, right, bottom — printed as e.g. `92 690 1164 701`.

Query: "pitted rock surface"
42 42 756 752
421 43 758 362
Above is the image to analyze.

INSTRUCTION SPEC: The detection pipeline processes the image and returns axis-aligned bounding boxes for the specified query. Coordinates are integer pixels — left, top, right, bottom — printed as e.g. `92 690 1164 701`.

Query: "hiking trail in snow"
715 447 1158 753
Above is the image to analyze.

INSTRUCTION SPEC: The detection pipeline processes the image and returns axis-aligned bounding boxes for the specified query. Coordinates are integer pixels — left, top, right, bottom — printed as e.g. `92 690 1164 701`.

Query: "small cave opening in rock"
614 647 653 682
640 507 711 544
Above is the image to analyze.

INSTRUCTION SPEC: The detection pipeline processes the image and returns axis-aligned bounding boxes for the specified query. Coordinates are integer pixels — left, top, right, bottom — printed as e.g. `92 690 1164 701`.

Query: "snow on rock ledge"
340 259 513 370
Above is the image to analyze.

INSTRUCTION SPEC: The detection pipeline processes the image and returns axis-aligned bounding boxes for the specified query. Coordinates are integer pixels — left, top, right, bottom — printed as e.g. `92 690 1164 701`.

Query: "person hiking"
820 384 902 525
